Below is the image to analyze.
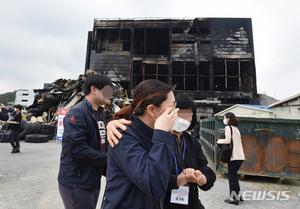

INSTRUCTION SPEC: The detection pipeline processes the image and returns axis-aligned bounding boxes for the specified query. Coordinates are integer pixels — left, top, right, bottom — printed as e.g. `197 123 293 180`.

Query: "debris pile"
26 73 129 124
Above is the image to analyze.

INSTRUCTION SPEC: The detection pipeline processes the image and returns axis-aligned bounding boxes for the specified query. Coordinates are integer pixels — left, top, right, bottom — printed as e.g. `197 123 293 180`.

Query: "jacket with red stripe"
58 98 107 190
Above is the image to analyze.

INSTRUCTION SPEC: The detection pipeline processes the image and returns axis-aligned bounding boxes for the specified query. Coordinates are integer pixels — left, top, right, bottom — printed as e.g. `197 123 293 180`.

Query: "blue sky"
0 0 299 100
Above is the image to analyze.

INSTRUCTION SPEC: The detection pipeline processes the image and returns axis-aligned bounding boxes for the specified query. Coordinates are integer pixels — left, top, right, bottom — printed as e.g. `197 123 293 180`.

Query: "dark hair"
175 94 197 130
14 104 23 110
114 80 174 120
84 74 112 95
225 112 239 126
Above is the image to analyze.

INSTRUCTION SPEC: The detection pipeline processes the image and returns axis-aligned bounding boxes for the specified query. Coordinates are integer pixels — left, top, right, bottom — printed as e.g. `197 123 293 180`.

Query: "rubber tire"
19 120 28 132
24 134 48 143
25 123 36 135
46 135 54 140
18 129 27 140
40 124 56 131
1 122 10 131
0 130 11 143
39 129 55 135
31 123 41 134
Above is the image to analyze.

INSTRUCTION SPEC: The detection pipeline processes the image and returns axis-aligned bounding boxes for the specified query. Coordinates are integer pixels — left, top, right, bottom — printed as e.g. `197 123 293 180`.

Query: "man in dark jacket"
58 74 114 209
7 104 22 153
0 103 9 121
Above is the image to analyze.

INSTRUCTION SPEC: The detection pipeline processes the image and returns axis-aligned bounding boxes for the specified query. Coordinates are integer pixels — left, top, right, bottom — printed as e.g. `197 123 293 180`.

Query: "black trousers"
228 160 244 199
58 182 100 209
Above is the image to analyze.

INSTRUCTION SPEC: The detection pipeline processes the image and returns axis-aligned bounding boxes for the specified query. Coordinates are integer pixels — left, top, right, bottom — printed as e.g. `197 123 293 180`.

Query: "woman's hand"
183 168 207 186
154 107 179 132
177 171 188 186
106 119 132 147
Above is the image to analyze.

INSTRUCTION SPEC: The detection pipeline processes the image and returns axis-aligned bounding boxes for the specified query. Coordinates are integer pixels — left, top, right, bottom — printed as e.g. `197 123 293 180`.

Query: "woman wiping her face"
103 80 190 209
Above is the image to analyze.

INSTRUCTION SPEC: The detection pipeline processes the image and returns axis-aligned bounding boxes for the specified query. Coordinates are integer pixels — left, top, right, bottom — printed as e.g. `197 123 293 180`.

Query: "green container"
200 116 300 182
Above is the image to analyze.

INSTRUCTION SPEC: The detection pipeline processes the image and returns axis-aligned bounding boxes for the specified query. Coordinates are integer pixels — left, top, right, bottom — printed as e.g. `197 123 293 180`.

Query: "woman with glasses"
103 80 189 209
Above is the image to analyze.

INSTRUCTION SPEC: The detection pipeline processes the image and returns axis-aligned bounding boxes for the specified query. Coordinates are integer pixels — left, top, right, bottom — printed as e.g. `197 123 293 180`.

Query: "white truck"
14 89 35 107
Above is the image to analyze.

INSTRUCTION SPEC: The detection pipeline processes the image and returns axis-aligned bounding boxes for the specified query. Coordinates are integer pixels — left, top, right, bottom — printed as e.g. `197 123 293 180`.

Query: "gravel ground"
0 140 299 209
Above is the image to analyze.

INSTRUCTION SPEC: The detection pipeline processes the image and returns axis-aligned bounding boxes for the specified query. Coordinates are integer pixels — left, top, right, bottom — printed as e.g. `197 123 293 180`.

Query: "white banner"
56 108 69 141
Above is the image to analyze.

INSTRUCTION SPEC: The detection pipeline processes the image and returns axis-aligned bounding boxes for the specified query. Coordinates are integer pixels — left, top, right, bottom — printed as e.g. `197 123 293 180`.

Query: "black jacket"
164 132 216 209
57 98 107 190
103 115 177 209
0 107 8 121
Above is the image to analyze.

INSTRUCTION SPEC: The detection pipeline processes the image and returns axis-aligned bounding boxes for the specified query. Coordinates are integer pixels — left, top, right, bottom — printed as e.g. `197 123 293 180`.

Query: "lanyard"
173 135 186 175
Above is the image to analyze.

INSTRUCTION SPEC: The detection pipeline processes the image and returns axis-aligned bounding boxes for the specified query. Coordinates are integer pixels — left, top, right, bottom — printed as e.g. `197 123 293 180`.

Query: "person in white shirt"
217 112 245 205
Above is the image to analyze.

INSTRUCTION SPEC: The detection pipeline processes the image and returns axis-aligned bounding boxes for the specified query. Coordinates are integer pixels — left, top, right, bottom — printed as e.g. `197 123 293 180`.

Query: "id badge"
170 186 189 205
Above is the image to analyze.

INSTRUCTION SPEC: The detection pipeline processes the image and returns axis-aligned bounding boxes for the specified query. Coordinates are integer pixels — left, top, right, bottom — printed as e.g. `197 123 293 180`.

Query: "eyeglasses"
160 102 177 109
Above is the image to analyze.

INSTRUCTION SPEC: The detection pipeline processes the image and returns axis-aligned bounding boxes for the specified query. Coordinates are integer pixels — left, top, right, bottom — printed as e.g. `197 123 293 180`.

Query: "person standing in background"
217 112 245 205
7 104 22 153
0 103 9 121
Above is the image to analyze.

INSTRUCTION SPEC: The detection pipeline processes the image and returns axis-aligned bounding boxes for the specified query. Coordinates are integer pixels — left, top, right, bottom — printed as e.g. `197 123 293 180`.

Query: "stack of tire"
0 129 10 143
19 122 56 143
0 123 11 143
39 124 56 141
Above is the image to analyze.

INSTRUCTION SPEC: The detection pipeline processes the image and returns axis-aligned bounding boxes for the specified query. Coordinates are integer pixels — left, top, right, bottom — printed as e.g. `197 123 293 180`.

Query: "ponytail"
113 80 173 120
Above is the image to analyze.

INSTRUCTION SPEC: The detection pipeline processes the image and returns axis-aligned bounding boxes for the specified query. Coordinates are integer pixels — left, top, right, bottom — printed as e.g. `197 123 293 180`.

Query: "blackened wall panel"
89 51 131 82
210 18 254 59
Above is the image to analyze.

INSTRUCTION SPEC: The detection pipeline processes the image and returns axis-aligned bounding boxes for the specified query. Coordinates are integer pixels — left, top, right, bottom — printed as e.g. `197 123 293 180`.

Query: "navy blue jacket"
57 98 107 190
0 107 8 121
103 115 177 209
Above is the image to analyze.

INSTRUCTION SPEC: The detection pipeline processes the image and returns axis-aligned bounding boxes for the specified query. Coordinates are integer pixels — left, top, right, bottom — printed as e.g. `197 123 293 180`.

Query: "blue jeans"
8 130 20 149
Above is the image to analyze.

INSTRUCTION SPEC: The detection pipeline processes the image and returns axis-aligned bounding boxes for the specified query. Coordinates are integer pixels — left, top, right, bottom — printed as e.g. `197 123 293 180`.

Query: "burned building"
85 18 257 118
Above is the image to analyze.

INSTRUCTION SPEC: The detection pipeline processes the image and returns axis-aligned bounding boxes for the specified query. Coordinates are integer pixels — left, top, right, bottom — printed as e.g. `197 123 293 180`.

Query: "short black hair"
84 74 113 95
14 104 23 110
175 94 197 130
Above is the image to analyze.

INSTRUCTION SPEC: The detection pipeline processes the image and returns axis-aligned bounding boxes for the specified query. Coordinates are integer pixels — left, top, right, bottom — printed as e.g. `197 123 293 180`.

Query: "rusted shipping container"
200 116 300 182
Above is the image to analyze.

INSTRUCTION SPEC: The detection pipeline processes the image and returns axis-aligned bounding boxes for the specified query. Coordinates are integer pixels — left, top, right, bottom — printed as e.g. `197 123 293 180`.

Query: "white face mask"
14 108 17 112
223 119 227 125
154 106 191 132
171 117 191 132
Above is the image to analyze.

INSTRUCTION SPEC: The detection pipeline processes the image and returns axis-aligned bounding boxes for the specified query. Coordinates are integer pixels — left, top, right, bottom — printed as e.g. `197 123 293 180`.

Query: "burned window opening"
134 28 144 54
185 62 197 75
227 61 239 76
145 64 156 75
133 62 170 85
213 61 225 75
172 28 183 33
134 28 169 55
214 77 225 91
241 61 253 92
95 28 131 52
186 75 197 90
172 62 184 76
199 62 210 90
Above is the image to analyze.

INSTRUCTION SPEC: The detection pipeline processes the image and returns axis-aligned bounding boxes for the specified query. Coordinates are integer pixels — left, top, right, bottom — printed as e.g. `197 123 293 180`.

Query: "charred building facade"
85 18 257 118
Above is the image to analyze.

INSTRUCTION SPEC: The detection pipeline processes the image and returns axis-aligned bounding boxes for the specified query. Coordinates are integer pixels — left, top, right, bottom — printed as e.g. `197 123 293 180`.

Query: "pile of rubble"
0 72 129 143
26 72 129 124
